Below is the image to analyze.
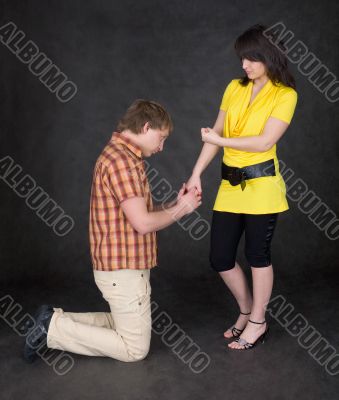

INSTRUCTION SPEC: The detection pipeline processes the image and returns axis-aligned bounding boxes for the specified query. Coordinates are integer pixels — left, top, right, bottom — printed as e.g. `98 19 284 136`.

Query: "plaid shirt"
89 132 157 271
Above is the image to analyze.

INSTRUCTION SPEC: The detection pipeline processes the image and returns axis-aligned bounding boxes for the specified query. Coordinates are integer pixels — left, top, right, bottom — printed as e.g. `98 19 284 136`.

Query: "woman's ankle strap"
248 319 266 324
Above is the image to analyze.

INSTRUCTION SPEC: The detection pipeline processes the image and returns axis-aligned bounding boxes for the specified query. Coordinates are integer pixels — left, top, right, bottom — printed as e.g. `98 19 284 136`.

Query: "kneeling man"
24 99 201 363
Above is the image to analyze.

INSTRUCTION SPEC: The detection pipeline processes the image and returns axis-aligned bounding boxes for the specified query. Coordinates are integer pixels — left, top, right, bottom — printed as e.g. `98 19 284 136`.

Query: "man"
24 99 201 363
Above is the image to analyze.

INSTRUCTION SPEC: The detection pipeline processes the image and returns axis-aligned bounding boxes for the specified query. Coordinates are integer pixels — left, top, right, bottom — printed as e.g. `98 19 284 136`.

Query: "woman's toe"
228 340 245 349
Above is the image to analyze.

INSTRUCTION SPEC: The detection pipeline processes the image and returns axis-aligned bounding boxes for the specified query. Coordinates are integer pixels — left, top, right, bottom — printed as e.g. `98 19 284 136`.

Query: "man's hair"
117 99 173 134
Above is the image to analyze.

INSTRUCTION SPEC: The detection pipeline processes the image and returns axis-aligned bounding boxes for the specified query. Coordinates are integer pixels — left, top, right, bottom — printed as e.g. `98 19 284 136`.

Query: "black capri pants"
209 211 279 272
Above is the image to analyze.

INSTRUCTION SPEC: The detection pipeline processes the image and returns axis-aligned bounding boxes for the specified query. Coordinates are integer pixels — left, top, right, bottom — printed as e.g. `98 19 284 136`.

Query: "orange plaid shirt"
89 132 157 271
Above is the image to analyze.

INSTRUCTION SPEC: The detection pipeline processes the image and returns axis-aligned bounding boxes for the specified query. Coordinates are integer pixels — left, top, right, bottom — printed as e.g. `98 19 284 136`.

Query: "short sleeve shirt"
214 78 298 214
89 132 157 270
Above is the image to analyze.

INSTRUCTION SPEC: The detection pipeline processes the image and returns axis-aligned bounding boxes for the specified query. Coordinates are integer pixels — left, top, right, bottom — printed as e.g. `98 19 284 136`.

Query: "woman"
186 24 298 350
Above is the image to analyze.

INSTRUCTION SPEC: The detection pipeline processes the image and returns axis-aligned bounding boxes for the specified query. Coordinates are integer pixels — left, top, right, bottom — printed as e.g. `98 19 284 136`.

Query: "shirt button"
141 274 143 277
138 302 142 305
113 283 116 286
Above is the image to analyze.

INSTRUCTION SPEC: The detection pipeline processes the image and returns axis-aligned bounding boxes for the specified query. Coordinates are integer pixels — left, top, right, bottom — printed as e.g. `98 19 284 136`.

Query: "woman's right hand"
186 174 202 196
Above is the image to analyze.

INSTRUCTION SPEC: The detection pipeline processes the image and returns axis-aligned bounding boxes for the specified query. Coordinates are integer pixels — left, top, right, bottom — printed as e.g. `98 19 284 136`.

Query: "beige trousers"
47 269 152 362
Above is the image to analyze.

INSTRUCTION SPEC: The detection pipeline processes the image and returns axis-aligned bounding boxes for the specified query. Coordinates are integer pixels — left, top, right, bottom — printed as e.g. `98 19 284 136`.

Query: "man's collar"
111 132 143 158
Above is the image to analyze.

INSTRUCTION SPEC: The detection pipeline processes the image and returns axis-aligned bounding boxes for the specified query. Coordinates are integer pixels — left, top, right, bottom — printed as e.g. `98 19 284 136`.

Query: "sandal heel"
260 325 269 343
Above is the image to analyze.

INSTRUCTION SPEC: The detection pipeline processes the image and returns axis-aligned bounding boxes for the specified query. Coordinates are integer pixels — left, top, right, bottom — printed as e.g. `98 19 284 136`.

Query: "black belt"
221 159 276 191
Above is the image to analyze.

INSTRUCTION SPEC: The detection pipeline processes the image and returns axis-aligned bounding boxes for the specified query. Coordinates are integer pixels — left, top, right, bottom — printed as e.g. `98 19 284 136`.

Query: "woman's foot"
228 320 267 349
223 311 251 339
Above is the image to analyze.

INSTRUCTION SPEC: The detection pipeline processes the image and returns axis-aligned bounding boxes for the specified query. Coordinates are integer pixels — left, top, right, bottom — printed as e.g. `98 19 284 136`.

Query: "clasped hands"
176 176 203 213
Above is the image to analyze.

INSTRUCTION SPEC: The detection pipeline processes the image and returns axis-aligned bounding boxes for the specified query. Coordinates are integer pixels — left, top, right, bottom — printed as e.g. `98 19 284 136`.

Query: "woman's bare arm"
186 109 226 192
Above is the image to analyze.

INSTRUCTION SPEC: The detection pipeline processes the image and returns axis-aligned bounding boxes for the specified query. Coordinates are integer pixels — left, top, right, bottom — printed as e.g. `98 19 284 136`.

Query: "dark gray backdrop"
1 0 338 285
0 1 339 399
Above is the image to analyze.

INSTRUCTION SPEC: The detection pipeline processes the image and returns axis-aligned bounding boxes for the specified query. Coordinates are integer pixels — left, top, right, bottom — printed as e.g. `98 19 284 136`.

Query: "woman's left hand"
201 127 223 146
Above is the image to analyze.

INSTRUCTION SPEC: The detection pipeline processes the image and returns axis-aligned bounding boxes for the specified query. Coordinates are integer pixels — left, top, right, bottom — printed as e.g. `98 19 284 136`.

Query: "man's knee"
130 347 150 362
124 343 150 362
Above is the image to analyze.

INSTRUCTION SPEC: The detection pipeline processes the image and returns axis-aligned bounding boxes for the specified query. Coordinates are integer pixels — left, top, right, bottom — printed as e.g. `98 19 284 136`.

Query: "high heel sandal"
224 311 251 339
232 319 270 350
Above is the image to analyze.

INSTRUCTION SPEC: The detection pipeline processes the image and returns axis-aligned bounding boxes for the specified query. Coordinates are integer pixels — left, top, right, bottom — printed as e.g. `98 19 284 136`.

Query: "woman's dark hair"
234 24 296 89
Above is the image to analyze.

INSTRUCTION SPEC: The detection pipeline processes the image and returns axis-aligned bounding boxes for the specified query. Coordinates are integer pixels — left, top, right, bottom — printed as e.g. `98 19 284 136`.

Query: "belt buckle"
228 168 246 190
228 167 242 185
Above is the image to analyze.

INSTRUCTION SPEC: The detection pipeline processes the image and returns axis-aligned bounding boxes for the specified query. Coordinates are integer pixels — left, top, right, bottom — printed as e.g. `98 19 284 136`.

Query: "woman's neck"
253 75 269 87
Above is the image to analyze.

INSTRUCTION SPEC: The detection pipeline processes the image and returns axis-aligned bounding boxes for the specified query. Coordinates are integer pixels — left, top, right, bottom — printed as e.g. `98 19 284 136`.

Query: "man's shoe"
23 304 54 363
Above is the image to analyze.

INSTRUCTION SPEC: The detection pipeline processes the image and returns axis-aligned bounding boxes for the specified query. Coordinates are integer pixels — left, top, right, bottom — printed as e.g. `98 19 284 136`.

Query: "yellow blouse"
213 78 298 214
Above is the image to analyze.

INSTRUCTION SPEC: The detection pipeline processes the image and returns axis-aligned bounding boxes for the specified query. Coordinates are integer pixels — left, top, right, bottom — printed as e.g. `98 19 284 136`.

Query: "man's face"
140 124 169 157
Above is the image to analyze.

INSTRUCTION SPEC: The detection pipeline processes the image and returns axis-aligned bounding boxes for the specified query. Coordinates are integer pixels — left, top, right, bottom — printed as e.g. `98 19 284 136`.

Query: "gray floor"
1 266 338 400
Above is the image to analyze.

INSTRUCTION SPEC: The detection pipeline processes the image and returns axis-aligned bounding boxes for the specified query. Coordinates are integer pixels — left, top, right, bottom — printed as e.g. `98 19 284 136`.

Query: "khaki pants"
47 269 152 362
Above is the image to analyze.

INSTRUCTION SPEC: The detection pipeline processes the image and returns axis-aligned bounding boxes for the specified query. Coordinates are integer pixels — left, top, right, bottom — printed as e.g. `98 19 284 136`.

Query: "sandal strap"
240 311 251 315
232 327 243 334
248 319 266 324
236 337 253 348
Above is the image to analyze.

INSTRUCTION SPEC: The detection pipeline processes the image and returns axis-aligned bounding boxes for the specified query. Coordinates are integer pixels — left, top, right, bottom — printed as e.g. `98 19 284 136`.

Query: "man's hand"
154 182 199 212
201 127 223 146
177 181 202 202
177 183 187 202
176 187 202 215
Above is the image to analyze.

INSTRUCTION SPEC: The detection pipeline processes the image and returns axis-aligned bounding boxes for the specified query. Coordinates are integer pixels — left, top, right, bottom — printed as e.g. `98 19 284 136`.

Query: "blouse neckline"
246 78 273 110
